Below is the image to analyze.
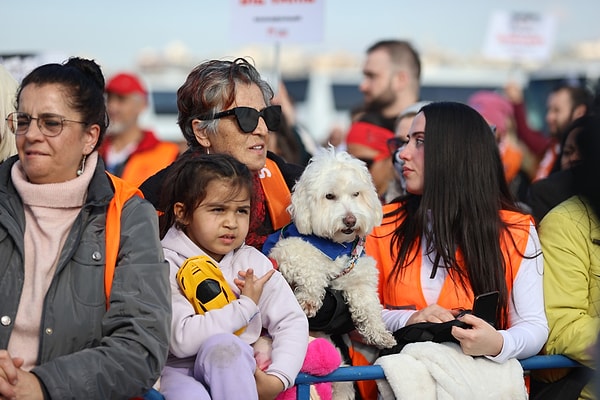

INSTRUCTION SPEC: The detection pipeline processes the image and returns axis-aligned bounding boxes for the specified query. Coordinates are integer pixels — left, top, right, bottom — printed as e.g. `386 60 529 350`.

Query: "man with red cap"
100 72 179 187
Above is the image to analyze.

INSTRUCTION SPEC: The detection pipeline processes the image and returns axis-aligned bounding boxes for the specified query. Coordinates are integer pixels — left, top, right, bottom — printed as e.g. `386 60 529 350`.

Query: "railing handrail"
294 354 582 400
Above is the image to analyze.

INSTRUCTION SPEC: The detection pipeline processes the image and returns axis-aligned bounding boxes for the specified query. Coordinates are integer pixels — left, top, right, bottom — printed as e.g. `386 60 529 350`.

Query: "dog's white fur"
269 146 396 350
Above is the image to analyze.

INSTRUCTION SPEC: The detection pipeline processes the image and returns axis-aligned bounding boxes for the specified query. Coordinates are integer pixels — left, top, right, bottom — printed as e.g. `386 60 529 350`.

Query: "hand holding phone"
472 291 499 328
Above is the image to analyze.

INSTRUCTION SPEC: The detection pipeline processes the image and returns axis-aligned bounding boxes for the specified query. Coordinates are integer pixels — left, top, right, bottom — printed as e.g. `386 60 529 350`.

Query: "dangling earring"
206 147 210 155
77 154 87 176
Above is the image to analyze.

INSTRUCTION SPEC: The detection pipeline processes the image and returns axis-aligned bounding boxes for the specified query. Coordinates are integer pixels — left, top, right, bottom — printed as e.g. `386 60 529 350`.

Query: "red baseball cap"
346 121 395 162
105 72 147 97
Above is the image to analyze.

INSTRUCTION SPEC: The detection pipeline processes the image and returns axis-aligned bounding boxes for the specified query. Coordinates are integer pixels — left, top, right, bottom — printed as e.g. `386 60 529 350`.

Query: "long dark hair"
386 101 530 328
158 152 253 239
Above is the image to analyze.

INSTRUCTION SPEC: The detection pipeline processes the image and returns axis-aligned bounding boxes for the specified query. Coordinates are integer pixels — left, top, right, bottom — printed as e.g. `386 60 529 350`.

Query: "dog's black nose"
343 214 356 228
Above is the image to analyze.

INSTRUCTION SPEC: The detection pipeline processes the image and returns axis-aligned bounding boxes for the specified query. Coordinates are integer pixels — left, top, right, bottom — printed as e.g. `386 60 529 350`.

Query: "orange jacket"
500 140 523 184
121 141 180 187
366 204 532 311
100 130 180 188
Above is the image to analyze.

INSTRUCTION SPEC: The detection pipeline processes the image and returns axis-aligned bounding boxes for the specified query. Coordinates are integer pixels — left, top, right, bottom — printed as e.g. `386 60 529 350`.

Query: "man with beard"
100 72 180 187
345 40 421 200
504 81 593 182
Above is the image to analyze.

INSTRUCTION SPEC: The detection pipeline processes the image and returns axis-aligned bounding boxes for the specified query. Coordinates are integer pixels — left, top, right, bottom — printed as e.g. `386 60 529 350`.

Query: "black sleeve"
138 166 170 210
526 169 575 224
307 288 355 335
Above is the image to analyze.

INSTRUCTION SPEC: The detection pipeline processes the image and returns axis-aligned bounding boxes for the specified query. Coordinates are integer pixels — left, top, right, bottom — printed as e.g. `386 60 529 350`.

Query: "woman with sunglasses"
367 102 548 364
0 57 170 399
140 58 355 338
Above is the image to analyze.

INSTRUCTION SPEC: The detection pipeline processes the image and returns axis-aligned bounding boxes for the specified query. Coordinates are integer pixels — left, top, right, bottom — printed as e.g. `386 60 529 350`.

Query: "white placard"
230 0 324 44
483 11 556 62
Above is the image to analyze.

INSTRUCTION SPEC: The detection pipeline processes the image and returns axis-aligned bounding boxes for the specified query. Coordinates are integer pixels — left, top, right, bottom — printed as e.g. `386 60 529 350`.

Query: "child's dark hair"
158 152 253 238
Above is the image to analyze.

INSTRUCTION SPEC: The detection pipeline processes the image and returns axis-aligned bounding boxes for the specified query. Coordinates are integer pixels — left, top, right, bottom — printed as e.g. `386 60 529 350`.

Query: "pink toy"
276 337 342 400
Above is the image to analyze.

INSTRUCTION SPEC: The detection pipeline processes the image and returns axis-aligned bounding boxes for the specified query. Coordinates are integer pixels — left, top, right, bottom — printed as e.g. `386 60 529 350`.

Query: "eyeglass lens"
6 113 64 136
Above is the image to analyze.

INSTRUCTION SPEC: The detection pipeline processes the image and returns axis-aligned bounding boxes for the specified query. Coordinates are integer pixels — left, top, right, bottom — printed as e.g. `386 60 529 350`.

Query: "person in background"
100 72 180 187
0 57 170 399
158 152 307 400
467 90 524 187
504 81 593 182
346 40 421 200
139 58 353 343
0 65 18 161
527 116 594 225
535 114 600 400
269 81 315 167
367 101 547 364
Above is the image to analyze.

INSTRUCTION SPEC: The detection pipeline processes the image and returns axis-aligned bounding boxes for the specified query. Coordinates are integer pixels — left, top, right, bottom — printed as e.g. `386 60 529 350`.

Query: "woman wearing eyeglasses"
0 57 170 399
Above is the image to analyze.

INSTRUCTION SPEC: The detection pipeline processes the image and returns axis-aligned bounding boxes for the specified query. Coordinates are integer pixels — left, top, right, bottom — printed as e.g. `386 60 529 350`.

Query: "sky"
2 0 600 75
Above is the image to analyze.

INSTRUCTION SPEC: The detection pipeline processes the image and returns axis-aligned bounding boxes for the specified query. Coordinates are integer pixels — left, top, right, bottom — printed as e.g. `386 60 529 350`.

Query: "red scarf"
246 173 267 249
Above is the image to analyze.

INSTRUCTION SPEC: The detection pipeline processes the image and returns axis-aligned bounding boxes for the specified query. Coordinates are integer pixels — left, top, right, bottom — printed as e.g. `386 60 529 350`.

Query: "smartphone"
472 291 499 327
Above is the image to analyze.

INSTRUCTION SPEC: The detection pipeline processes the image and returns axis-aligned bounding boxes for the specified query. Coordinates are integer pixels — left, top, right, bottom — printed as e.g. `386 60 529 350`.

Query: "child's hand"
254 368 285 400
235 268 275 305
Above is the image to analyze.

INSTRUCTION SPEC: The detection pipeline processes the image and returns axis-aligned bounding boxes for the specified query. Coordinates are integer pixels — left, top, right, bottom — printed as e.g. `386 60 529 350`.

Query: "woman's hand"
406 304 456 325
254 368 285 400
0 350 19 399
0 350 43 400
451 313 504 357
235 268 275 305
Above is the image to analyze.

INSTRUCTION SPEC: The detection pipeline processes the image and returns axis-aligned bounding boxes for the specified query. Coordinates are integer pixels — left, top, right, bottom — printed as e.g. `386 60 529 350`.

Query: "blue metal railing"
294 354 582 400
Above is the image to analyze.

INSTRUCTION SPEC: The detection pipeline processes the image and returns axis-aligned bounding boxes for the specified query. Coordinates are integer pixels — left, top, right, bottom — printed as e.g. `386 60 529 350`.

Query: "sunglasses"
198 105 281 133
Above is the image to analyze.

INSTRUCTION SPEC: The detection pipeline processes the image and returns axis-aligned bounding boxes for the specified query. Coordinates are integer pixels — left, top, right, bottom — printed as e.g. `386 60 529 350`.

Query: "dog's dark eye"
352 192 359 197
325 193 336 200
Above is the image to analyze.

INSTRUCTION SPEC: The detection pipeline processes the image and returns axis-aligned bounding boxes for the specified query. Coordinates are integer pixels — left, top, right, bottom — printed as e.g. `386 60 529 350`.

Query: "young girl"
158 152 308 400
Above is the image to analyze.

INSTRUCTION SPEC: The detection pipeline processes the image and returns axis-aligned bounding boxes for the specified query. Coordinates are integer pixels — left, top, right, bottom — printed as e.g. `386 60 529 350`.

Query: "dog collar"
270 223 362 264
332 236 365 280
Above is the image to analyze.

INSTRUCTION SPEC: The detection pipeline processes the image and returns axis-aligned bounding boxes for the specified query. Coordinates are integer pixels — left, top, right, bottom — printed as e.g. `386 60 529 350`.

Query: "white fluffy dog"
267 146 396 349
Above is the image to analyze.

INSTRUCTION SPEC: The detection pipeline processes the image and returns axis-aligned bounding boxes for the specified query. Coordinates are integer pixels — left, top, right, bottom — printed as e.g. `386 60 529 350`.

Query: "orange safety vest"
366 204 532 314
104 172 151 400
259 158 292 231
104 172 143 308
120 142 180 188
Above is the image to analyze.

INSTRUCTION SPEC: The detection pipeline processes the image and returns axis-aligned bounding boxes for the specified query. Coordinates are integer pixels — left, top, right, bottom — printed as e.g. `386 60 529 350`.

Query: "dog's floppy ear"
287 146 336 234
288 172 314 234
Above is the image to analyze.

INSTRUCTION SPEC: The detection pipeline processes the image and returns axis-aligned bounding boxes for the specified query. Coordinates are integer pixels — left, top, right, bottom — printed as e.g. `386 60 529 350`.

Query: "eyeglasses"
6 112 88 137
386 137 407 155
198 105 281 133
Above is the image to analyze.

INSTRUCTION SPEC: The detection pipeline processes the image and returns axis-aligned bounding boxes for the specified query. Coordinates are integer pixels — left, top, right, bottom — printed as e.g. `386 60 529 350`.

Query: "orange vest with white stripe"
366 204 532 312
259 158 292 231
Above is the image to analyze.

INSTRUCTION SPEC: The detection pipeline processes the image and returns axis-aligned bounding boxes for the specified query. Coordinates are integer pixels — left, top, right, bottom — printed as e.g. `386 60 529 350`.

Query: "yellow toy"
176 255 245 335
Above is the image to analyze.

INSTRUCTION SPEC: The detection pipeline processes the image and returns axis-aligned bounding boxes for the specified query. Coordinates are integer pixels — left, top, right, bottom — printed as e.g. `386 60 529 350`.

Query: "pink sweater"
8 153 98 370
